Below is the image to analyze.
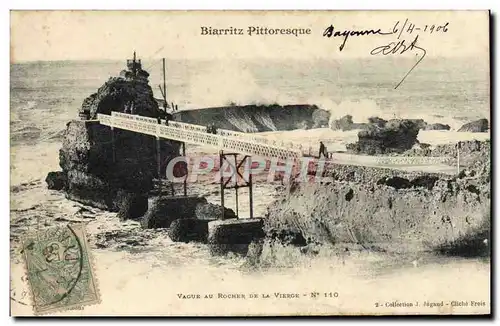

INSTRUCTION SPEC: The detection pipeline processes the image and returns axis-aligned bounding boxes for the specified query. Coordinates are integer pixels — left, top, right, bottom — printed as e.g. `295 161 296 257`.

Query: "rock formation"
265 150 490 256
45 171 67 191
330 114 370 131
173 104 327 132
311 109 330 128
141 196 236 229
367 116 388 128
79 53 163 120
330 115 452 133
47 54 181 217
346 119 422 155
330 115 355 131
457 118 489 132
424 123 451 131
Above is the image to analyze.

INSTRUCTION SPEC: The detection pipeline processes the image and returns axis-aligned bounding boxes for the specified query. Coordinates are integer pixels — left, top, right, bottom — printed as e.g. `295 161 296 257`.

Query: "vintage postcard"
10 10 490 316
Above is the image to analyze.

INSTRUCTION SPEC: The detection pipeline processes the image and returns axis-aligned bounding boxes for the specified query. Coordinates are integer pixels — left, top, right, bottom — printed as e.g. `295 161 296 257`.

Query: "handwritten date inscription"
323 19 449 89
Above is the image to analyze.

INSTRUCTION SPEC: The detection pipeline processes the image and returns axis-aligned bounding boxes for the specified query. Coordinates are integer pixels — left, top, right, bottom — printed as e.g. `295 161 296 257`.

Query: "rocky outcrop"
173 104 327 132
458 118 489 132
368 116 387 128
331 115 355 131
47 57 181 212
141 196 236 229
264 140 490 256
208 218 265 256
330 116 451 133
311 109 330 128
56 120 179 211
266 172 490 255
116 191 149 221
330 115 369 131
346 119 422 155
168 218 212 243
45 171 67 191
79 58 162 120
424 123 451 131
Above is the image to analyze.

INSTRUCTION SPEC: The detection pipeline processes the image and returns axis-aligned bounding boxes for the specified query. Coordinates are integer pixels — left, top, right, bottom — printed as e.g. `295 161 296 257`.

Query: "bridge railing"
109 111 309 155
101 112 452 167
328 153 451 166
99 113 301 160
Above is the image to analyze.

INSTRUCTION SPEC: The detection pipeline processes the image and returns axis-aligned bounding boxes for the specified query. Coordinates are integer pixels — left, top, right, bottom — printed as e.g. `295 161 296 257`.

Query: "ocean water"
10 57 489 146
10 57 490 184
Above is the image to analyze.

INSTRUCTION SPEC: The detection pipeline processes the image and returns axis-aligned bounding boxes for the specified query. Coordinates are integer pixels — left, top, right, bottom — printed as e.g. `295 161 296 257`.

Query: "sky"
10 10 489 62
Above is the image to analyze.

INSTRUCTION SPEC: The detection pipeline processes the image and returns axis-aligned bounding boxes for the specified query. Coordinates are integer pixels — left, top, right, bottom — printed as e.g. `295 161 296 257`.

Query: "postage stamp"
21 223 100 315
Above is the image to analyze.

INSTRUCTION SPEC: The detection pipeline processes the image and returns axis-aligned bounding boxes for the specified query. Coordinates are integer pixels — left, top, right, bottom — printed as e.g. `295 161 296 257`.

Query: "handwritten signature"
370 34 426 89
323 20 446 89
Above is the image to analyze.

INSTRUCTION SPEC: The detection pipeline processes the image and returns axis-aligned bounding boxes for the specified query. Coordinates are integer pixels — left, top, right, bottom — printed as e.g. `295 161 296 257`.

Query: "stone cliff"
265 140 490 256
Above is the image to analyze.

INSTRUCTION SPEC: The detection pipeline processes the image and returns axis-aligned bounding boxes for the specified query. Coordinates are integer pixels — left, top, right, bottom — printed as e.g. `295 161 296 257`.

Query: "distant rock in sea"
173 104 328 133
331 115 452 133
346 119 422 155
424 123 451 131
367 116 388 128
330 114 369 131
457 118 489 132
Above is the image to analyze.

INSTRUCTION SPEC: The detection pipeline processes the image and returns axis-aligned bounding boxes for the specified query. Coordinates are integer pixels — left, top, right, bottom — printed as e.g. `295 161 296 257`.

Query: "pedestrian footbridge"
96 112 456 174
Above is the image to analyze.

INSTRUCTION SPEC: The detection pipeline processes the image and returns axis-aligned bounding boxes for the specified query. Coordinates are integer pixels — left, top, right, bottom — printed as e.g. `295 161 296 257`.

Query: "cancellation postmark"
21 223 100 315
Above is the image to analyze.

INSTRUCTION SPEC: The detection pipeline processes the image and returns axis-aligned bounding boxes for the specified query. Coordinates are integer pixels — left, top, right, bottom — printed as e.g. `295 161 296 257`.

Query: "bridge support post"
249 163 253 219
156 136 161 195
111 127 116 164
232 155 239 217
219 151 225 220
219 152 254 220
182 142 187 197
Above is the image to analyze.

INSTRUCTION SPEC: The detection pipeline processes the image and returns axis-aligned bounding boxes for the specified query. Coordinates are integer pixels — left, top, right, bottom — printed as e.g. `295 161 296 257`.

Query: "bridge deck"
96 112 456 174
98 112 302 160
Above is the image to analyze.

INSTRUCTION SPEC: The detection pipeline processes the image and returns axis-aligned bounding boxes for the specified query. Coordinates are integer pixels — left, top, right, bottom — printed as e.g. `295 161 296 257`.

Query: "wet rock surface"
45 171 67 190
173 104 327 132
265 140 490 256
458 118 489 132
141 196 236 229
116 191 149 221
346 119 422 155
168 218 212 243
424 123 451 131
208 218 265 256
79 62 161 120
